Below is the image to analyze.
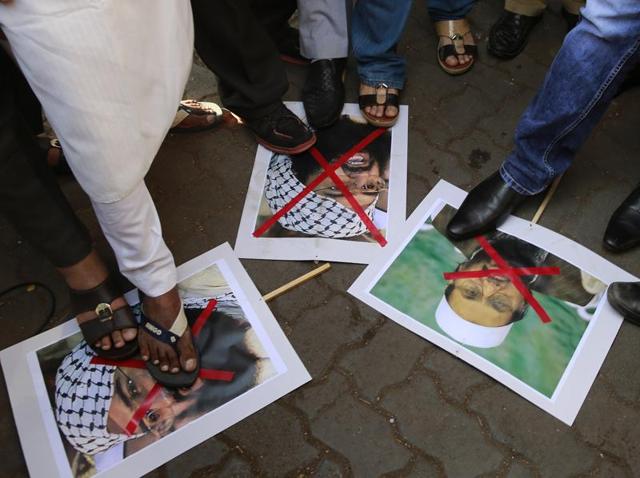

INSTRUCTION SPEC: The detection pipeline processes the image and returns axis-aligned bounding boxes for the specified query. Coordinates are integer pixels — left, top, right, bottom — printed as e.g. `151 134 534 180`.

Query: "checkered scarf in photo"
264 155 377 238
55 343 142 455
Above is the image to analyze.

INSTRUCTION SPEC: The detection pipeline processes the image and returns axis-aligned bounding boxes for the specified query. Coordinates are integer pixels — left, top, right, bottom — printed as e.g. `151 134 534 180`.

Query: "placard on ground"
1 243 310 478
235 102 408 264
348 180 636 425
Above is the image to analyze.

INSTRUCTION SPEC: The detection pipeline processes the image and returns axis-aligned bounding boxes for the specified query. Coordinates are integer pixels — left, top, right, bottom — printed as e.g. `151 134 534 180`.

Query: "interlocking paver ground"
2 0 640 476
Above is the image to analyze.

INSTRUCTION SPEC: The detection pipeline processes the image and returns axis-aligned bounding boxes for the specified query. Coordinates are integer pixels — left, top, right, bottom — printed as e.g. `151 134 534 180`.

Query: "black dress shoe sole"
602 238 640 253
255 132 317 155
487 15 541 60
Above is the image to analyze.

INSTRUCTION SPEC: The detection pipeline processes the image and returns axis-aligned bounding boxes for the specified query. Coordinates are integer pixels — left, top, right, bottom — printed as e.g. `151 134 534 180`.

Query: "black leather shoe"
447 171 528 240
608 282 640 326
487 10 542 60
244 102 316 155
302 58 346 129
603 186 640 252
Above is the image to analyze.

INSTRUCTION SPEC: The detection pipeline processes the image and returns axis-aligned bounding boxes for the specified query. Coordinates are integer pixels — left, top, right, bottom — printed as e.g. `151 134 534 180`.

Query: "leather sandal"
70 277 139 360
140 298 200 388
435 19 478 76
358 84 401 128
169 100 224 134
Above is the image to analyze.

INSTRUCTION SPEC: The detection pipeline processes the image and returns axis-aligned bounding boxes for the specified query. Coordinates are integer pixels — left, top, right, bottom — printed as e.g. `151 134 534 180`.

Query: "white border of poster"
348 180 636 425
235 101 408 264
1 243 310 478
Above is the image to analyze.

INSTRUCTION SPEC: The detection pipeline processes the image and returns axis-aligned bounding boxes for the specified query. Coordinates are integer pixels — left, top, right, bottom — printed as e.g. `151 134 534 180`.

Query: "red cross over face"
254 128 389 246
443 236 560 327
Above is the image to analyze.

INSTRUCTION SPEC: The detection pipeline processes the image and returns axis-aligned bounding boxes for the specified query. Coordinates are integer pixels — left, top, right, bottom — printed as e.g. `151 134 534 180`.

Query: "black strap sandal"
140 299 200 388
358 84 401 128
169 100 224 134
435 19 478 76
70 277 139 360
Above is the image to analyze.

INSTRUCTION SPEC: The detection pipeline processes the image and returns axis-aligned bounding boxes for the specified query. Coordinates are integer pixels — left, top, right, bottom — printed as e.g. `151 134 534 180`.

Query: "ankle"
57 250 109 291
143 287 181 320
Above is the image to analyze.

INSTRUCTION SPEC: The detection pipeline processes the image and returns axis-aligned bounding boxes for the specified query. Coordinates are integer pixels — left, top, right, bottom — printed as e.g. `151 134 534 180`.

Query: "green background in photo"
370 224 590 398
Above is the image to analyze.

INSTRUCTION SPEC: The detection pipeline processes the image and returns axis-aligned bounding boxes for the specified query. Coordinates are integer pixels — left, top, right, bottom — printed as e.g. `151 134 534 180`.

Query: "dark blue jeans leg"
351 0 413 89
500 0 640 195
426 0 476 22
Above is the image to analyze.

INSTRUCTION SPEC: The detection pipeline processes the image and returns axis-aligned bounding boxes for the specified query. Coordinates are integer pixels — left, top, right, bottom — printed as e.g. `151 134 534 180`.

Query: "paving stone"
381 373 504 477
421 349 494 406
574 382 640 475
339 322 426 401
162 438 229 477
505 461 537 478
313 458 345 478
294 371 351 421
311 394 411 477
224 404 317 474
215 454 254 478
288 294 377 377
406 458 441 477
597 325 640 404
468 386 597 476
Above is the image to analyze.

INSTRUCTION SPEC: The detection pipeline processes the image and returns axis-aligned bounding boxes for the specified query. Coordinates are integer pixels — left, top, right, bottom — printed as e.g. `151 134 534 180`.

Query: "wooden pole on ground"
263 263 331 302
531 175 564 225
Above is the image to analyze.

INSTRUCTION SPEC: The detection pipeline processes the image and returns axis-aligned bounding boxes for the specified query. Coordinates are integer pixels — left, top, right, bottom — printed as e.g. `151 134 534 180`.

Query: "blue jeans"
427 0 476 21
500 0 640 195
351 0 413 89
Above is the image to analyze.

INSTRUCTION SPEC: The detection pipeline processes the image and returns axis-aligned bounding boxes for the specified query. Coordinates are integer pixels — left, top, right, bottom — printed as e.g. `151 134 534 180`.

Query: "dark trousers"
191 0 294 119
0 49 92 268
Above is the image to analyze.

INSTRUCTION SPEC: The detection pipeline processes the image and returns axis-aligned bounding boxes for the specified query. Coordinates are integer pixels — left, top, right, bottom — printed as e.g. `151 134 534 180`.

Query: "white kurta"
0 0 193 203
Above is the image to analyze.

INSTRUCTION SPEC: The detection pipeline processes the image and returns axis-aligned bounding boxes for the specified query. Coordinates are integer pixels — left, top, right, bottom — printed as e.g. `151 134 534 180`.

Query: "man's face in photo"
108 367 179 438
448 258 527 327
309 149 385 209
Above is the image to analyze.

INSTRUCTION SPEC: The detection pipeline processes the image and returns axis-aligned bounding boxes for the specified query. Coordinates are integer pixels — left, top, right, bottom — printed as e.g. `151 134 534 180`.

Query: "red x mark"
443 236 560 324
253 128 388 246
90 299 235 435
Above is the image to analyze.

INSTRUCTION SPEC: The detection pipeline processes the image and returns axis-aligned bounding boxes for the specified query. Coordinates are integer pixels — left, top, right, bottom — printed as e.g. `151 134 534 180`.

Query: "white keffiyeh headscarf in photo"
55 343 143 455
265 155 378 238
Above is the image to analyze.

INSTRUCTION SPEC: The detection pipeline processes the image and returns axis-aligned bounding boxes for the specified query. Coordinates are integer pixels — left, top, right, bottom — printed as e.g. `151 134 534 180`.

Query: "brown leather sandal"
169 100 224 134
70 277 138 360
435 19 478 76
358 84 401 128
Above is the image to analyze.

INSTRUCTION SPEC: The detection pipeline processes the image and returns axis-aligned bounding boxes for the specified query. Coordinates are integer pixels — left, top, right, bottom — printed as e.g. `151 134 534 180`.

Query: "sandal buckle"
95 303 113 321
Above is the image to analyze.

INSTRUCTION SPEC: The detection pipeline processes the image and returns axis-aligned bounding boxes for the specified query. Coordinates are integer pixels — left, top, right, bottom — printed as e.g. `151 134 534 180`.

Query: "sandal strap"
438 41 478 60
140 303 188 347
435 19 471 39
79 306 137 345
70 277 122 317
358 92 400 109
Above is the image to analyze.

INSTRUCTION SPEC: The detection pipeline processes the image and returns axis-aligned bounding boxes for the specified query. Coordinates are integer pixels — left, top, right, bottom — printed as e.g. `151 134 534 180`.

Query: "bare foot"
359 84 399 119
439 31 475 67
138 288 198 374
57 250 137 350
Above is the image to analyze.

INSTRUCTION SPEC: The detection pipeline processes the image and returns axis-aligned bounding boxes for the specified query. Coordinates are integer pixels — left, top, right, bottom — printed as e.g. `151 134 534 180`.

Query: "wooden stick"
263 263 331 302
531 175 563 225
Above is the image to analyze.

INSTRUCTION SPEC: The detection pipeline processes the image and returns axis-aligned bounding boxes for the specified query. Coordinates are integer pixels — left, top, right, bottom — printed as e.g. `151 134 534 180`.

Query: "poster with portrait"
348 180 636 425
235 102 408 264
1 243 310 478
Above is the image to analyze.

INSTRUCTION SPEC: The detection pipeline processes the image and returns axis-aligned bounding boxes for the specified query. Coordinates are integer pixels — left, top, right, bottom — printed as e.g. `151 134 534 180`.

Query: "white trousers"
0 0 191 295
92 182 176 297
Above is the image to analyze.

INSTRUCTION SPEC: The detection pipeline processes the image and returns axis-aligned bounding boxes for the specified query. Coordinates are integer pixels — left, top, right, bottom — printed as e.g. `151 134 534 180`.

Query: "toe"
177 332 198 372
168 351 180 374
445 55 459 67
111 330 125 348
139 335 150 361
159 349 171 372
122 327 137 342
100 336 112 351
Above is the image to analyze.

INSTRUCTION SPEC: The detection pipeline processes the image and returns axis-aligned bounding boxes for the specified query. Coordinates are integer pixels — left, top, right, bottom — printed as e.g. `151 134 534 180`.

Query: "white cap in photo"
435 297 513 349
